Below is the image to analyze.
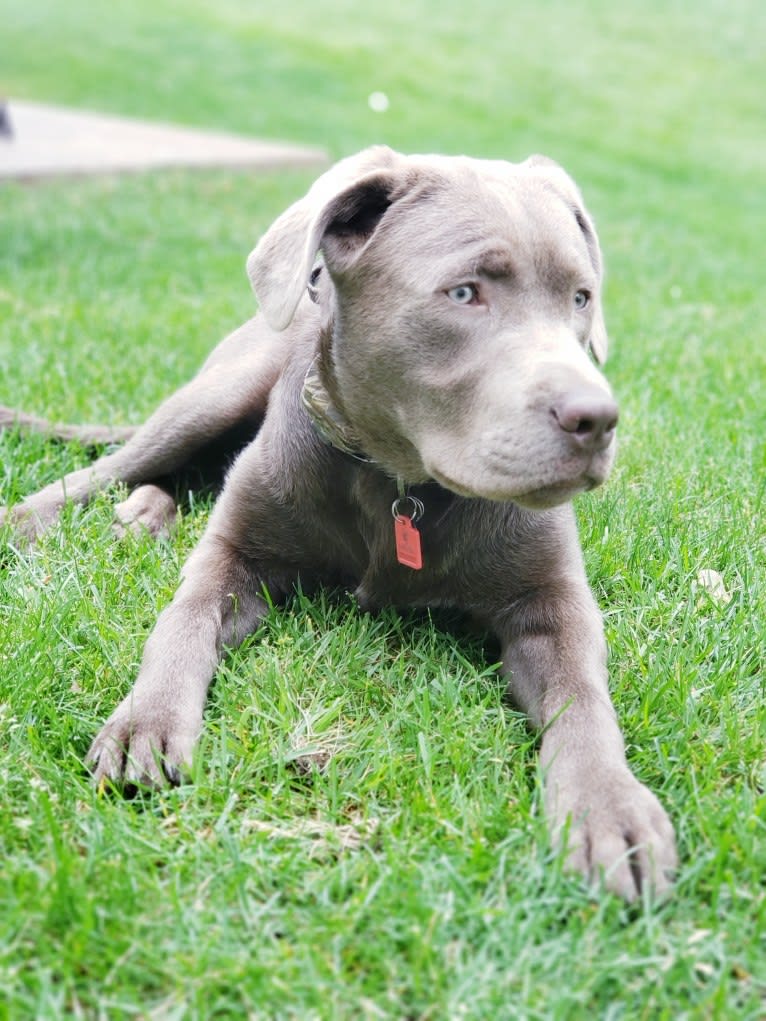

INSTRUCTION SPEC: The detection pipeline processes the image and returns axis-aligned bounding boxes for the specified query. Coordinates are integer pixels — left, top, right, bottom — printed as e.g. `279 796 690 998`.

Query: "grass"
1 0 764 1016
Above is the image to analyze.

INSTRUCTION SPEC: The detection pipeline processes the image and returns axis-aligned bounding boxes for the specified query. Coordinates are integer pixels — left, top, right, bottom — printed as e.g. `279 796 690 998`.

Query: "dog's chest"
349 479 494 611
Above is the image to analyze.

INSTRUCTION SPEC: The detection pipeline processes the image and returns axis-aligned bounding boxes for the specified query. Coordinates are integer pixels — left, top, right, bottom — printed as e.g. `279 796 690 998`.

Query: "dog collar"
301 271 426 570
302 359 425 570
301 356 373 463
302 268 372 460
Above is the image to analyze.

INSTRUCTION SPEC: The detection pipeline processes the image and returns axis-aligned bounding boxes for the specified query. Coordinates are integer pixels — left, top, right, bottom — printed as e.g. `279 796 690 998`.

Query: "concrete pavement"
0 99 327 180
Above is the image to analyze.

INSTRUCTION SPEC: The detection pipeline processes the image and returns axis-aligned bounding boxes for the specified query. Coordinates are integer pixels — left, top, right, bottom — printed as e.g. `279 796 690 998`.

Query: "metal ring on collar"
391 495 425 523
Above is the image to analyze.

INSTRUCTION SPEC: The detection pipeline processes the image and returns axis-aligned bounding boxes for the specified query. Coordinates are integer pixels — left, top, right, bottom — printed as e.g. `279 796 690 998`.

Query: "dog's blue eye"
447 284 478 305
574 289 590 310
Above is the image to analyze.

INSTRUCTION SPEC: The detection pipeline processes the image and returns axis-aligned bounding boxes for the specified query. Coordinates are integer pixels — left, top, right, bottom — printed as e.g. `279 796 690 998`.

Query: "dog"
1 146 677 899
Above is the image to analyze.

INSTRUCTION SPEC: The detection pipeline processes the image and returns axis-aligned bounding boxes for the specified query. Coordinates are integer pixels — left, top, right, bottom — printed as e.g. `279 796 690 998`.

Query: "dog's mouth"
511 477 598 510
427 461 607 509
412 419 616 509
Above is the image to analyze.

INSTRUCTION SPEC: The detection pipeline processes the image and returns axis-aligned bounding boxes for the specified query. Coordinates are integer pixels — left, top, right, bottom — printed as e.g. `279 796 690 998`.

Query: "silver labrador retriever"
2 147 676 899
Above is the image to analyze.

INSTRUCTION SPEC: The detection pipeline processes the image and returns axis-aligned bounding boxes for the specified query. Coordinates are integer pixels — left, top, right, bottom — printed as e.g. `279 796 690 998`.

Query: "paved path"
0 99 327 180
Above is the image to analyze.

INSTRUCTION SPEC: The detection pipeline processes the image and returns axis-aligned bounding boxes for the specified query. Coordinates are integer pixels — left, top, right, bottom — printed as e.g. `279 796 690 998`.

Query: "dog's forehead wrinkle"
535 248 596 294
370 201 526 287
376 168 595 289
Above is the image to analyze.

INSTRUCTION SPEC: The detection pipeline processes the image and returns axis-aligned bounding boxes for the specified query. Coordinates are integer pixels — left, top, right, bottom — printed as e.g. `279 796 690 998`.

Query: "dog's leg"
0 405 137 445
3 394 192 542
86 432 299 787
3 328 286 541
86 529 272 786
499 583 677 900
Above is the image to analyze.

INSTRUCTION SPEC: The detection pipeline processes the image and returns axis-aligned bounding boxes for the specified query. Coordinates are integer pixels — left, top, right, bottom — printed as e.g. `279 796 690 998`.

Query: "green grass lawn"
1 0 765 1017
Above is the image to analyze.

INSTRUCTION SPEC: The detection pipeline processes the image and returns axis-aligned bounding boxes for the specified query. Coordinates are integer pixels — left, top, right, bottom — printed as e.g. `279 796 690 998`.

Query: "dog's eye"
447 284 479 305
574 289 591 310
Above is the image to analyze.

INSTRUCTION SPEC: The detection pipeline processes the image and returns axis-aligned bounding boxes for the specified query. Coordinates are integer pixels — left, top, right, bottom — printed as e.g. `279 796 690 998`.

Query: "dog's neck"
301 268 377 463
301 272 425 494
301 349 373 464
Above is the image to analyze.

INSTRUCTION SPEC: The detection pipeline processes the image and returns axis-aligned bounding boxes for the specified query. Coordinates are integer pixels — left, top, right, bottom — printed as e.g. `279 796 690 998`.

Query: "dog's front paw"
87 693 200 789
547 765 677 901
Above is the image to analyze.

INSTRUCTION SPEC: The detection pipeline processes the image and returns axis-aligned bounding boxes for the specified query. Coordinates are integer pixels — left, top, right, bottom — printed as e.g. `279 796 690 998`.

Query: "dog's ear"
572 203 609 364
586 298 609 365
523 156 610 363
247 147 402 331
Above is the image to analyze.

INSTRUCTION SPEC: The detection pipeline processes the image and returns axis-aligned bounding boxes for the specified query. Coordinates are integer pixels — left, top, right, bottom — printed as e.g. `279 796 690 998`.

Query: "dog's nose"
551 388 619 451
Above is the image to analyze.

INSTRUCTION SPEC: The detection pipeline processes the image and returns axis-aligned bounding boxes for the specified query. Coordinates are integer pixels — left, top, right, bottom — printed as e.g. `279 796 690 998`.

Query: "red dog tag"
394 515 423 570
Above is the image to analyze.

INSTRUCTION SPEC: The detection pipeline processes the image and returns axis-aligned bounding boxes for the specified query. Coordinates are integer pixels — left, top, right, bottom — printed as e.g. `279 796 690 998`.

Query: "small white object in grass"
368 91 390 113
697 569 732 605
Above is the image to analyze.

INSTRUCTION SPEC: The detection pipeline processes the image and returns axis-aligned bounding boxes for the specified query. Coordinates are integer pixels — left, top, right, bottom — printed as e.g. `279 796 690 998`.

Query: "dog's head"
248 147 617 509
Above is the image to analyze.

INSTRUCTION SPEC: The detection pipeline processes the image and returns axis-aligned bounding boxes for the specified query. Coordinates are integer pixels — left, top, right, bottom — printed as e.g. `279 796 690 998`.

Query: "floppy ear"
571 202 609 364
586 296 609 365
247 146 402 331
523 155 610 363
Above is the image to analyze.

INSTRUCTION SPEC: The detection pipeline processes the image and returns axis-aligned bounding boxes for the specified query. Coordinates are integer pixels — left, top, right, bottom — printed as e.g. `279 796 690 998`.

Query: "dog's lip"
513 478 592 509
427 464 600 507
426 466 484 499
